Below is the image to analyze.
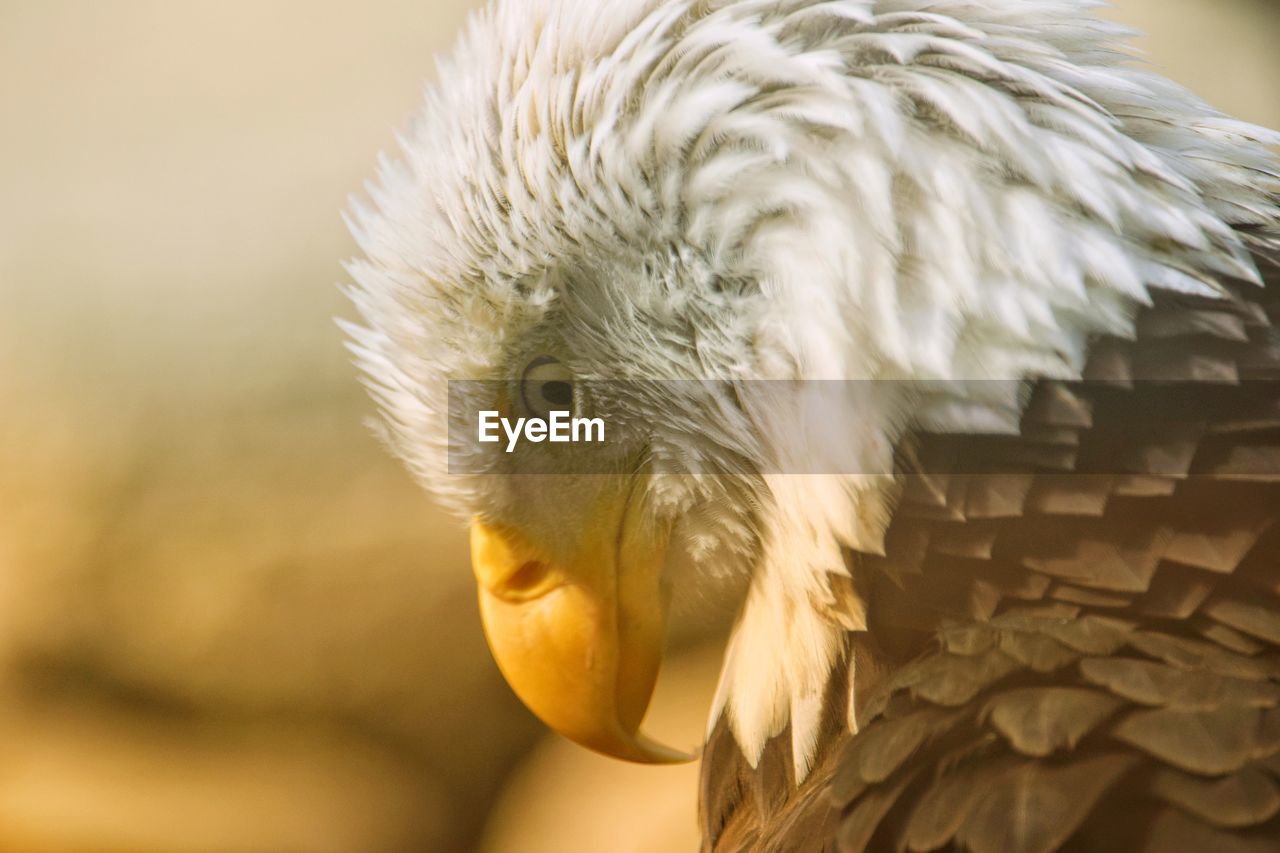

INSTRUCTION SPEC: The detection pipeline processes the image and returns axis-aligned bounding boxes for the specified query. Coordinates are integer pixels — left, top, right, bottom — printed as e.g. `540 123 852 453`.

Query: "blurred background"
0 1 1276 850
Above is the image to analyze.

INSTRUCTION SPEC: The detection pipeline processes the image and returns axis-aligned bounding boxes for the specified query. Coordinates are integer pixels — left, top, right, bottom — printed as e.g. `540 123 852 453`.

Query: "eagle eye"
519 356 576 419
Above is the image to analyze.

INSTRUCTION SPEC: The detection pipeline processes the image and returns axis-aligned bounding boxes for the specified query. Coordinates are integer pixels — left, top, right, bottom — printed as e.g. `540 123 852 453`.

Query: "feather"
1111 475 1178 497
1082 339 1135 387
1025 474 1114 516
941 624 997 656
1164 524 1267 573
1024 383 1094 429
1113 706 1280 775
1150 767 1280 829
930 521 998 559
1199 623 1267 657
1204 597 1280 646
906 649 1021 707
1138 309 1250 342
1053 585 1131 608
899 755 1023 852
1079 657 1280 711
1143 804 1280 853
996 632 1080 673
1041 614 1135 656
984 686 1122 757
1137 567 1214 620
1121 432 1204 479
835 764 920 853
954 754 1139 853
1021 524 1174 593
1126 632 1280 682
961 474 1035 518
829 706 952 804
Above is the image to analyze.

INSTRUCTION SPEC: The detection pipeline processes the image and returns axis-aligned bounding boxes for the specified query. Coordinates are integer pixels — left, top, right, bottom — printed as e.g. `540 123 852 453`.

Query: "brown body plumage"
702 263 1280 851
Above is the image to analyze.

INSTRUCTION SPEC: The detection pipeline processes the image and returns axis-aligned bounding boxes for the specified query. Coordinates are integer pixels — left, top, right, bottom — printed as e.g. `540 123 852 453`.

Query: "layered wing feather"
702 261 1280 852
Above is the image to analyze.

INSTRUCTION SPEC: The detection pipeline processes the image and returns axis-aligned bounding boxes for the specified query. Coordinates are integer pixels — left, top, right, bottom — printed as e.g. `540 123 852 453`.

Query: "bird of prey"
343 0 1280 849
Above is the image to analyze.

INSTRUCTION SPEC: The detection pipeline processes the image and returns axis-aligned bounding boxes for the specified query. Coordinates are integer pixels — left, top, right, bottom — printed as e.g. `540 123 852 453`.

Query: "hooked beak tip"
470 516 690 765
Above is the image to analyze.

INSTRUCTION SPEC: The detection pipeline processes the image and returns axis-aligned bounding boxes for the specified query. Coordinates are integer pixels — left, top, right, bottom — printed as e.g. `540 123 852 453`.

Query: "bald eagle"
343 1 1280 849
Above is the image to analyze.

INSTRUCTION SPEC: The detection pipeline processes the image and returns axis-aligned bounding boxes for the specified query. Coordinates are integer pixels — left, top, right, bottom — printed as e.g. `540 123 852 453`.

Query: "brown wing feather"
700 262 1280 851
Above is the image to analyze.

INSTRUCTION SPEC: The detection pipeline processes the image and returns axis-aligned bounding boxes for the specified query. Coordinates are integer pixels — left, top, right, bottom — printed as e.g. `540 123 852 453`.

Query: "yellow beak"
469 486 689 764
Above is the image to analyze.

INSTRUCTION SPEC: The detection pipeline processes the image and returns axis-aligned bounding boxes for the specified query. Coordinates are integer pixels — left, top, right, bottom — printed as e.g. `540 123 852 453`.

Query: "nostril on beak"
505 559 550 593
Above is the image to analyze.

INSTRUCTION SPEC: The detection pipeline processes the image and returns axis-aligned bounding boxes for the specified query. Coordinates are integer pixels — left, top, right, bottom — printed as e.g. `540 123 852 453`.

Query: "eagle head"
343 0 1280 776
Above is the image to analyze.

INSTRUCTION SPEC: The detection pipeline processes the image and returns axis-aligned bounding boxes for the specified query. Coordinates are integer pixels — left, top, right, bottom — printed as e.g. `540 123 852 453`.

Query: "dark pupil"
541 381 573 407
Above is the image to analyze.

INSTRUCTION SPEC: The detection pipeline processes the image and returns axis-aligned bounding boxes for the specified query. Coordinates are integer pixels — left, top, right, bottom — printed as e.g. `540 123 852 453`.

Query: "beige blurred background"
0 2 1276 851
